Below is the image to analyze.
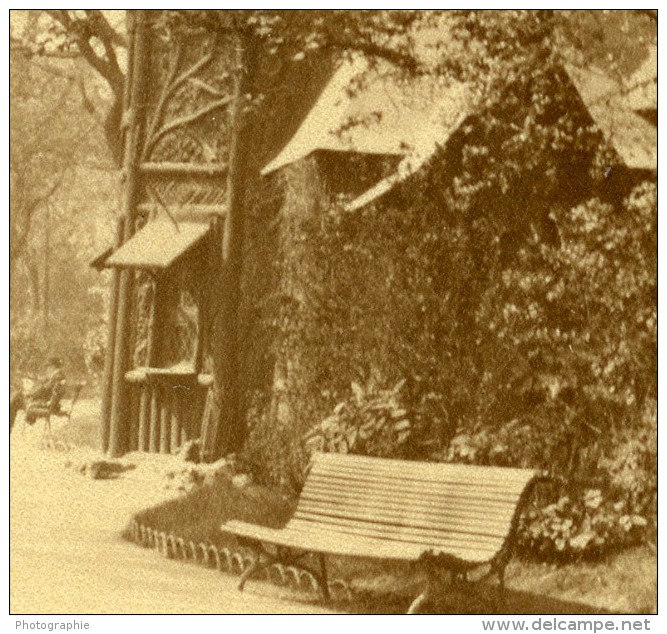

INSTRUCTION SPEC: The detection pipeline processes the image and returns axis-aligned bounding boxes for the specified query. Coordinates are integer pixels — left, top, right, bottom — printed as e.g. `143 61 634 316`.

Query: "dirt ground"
9 410 337 615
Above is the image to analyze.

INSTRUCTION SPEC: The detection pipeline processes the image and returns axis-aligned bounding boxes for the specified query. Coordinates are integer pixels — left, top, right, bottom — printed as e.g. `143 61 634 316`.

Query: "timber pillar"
105 10 147 456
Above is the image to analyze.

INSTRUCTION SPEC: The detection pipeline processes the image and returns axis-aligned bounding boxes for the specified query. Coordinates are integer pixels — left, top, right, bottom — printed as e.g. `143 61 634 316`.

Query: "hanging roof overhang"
347 56 657 211
346 111 468 212
264 45 655 213
104 220 210 270
261 55 470 176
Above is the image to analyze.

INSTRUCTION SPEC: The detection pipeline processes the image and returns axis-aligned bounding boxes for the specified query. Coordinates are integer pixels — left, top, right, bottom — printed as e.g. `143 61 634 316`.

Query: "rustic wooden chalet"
97 11 655 459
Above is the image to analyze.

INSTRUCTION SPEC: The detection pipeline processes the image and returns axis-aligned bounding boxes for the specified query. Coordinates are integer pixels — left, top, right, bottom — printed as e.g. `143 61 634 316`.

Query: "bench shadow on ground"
325 583 615 615
299 558 619 615
242 565 617 615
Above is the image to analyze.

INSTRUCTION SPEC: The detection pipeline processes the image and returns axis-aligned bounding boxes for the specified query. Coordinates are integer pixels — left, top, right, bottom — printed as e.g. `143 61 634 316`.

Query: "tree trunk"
27 258 41 313
208 32 258 459
42 203 50 331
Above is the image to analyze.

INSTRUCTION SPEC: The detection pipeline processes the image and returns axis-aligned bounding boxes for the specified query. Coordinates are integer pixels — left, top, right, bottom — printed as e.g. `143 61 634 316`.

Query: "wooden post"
108 228 134 456
138 385 150 452
145 276 157 364
128 384 139 452
182 391 192 442
160 389 170 454
170 390 181 453
149 385 160 453
108 10 147 456
100 216 124 452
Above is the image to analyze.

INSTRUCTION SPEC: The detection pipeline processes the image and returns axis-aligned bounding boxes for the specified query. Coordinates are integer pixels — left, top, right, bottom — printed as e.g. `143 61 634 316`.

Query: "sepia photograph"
8 8 657 621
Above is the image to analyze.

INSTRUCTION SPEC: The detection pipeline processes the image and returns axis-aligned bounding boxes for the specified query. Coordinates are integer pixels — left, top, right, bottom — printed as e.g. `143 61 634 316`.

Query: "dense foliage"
242 11 655 560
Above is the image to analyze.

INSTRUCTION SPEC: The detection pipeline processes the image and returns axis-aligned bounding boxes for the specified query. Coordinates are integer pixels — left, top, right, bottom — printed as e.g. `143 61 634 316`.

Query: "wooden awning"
104 220 210 270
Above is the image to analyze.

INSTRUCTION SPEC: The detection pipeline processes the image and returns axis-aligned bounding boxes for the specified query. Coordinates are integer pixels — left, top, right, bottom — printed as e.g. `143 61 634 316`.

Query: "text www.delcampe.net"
481 619 652 632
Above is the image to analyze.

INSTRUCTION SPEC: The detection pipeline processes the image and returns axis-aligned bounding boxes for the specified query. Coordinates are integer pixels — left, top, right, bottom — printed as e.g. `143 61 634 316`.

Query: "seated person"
10 357 65 430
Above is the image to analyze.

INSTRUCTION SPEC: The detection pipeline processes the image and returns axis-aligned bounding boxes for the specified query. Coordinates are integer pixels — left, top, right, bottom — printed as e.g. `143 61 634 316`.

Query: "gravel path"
10 417 337 614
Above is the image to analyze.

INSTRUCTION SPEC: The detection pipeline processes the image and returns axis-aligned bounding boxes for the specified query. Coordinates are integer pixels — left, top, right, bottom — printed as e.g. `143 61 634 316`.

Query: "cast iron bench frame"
221 452 547 613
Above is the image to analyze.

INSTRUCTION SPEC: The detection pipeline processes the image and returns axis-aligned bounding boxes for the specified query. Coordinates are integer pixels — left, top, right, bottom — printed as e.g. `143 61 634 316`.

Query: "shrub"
304 380 414 458
440 184 657 558
519 489 648 558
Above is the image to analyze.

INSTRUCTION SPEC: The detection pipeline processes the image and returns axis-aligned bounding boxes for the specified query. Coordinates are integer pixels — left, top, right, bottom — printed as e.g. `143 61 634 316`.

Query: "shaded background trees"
10 11 121 380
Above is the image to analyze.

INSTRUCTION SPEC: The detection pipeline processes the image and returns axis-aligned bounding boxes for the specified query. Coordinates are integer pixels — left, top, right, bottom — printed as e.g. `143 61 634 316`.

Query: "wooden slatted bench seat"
221 452 547 613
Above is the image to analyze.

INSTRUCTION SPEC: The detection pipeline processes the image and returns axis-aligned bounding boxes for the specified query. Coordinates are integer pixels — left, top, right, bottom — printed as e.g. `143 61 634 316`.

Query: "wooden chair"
221 452 548 613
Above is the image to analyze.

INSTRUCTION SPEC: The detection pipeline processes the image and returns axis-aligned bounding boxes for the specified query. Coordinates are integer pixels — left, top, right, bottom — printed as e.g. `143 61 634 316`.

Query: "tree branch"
84 10 128 48
322 37 420 73
10 168 66 265
76 73 104 124
144 95 233 158
142 43 184 160
142 47 221 160
45 10 124 98
188 77 228 98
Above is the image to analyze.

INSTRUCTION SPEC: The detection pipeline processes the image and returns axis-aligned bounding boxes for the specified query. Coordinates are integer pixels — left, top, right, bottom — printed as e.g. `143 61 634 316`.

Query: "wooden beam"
139 162 228 176
137 203 227 222
210 31 257 457
138 387 150 452
99 216 124 452
149 387 160 453
108 10 147 457
160 394 170 453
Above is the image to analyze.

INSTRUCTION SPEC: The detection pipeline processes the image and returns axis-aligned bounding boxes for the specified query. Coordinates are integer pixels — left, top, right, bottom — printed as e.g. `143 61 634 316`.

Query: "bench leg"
238 555 267 591
42 416 53 448
237 542 274 592
235 541 330 602
407 588 430 614
407 562 439 614
318 553 330 601
495 563 508 611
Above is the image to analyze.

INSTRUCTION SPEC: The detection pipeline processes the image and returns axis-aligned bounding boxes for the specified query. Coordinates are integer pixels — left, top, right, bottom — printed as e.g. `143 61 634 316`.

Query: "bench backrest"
292 452 545 563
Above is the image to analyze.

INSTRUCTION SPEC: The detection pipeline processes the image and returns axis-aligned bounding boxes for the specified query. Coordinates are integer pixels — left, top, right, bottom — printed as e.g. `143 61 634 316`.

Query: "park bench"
221 452 548 613
26 380 85 447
